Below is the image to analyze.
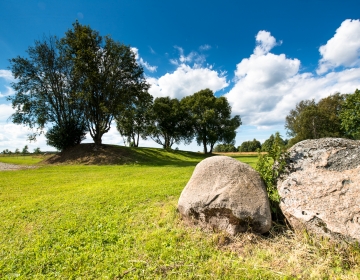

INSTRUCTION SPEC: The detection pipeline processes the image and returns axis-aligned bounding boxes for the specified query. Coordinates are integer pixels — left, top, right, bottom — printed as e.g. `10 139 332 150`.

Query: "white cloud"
317 19 360 74
254 31 281 56
0 70 14 82
148 64 228 99
131 47 157 73
171 46 206 66
226 28 360 128
199 44 211 51
148 46 228 99
0 86 15 98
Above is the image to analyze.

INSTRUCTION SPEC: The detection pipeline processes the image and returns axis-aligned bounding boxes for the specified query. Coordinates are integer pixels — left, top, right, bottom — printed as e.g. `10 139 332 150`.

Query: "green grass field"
0 155 46 165
1 148 359 279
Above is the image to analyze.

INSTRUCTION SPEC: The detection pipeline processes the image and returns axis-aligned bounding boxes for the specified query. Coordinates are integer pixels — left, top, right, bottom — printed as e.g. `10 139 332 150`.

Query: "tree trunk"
203 138 208 154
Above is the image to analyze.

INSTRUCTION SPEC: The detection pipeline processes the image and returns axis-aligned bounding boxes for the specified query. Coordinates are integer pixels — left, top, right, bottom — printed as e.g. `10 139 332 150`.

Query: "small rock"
178 156 272 235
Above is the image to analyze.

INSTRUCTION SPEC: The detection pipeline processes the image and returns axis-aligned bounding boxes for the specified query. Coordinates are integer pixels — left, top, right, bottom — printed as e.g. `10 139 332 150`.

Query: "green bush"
255 137 288 223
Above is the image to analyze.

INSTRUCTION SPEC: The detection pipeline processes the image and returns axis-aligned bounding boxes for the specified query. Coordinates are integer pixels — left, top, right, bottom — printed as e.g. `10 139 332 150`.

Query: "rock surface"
278 138 360 242
178 156 272 235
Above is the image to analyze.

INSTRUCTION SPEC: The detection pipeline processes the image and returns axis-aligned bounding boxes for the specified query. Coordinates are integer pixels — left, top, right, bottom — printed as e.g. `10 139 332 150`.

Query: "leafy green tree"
61 21 149 146
339 89 360 139
238 138 261 152
262 133 285 152
15 148 20 154
8 35 87 150
33 147 41 154
148 97 193 149
213 144 238 152
22 145 29 154
115 90 153 147
285 93 345 146
182 89 241 154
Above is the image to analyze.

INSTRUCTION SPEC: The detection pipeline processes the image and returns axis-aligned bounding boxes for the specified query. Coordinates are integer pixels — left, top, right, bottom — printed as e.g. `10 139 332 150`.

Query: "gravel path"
0 162 36 171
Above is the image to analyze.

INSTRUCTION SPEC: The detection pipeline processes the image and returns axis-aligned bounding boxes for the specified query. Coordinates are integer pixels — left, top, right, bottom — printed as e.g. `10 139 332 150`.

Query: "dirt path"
0 162 36 171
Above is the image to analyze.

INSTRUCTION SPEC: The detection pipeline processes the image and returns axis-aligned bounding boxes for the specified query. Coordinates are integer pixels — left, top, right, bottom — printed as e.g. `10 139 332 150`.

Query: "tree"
115 90 153 147
15 148 20 154
148 97 193 149
339 89 360 139
22 145 29 154
285 93 345 146
213 144 238 152
238 138 261 152
61 21 149 146
182 89 241 154
8 35 87 150
33 147 41 154
262 132 285 152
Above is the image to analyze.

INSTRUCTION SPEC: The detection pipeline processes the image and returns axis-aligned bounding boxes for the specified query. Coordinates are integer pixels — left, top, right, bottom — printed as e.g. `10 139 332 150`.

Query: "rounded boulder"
178 156 272 235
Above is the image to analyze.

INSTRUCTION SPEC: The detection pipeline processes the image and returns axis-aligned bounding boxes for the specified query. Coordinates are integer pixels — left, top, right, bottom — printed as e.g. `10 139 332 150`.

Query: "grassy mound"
42 144 210 166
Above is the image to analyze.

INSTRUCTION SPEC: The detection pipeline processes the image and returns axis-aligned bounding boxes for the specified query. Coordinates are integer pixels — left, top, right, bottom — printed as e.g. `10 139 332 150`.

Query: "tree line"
214 132 287 153
285 89 360 146
1 145 41 155
8 22 241 154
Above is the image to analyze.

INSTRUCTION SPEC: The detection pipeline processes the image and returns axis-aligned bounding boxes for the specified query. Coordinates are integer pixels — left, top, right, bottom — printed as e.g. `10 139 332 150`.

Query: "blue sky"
1 0 360 152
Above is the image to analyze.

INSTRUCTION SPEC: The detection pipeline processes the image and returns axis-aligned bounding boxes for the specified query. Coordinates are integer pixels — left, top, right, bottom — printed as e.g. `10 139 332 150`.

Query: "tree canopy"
9 35 87 150
61 21 149 145
148 97 193 149
181 89 241 154
339 89 360 139
8 21 149 150
238 139 261 152
285 93 345 146
115 90 153 147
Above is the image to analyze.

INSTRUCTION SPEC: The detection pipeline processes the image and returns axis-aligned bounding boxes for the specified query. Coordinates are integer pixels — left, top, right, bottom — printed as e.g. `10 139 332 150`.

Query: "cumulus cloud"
148 64 228 99
131 47 157 73
254 31 281 56
317 19 360 74
226 27 360 128
147 46 228 99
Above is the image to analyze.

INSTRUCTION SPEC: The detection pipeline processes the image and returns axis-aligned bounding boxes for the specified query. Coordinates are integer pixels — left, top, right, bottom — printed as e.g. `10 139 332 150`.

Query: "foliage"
213 144 238 152
148 97 193 149
256 132 288 221
181 88 241 154
261 132 286 152
2 149 11 154
22 145 29 154
238 138 261 152
46 119 87 151
285 93 345 146
61 21 149 145
339 89 360 139
33 147 41 154
8 35 87 150
115 91 153 147
15 148 20 154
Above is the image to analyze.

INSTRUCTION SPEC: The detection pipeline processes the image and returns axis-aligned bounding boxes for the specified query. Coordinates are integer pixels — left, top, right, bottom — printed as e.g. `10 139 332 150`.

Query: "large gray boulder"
178 156 272 235
278 138 360 242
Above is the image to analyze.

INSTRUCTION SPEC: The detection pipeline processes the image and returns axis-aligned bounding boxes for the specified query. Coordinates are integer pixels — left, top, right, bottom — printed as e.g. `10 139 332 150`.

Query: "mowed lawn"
1 150 359 279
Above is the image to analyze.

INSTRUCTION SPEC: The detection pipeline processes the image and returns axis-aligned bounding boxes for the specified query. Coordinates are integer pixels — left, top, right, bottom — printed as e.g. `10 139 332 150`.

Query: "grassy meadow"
1 148 360 279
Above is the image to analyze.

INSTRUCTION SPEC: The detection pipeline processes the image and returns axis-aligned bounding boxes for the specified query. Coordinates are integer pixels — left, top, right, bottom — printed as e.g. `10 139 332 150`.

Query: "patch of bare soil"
42 144 135 165
0 162 36 171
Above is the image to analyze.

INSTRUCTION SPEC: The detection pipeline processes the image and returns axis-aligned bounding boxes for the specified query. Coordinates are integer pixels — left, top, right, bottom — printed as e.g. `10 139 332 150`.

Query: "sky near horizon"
1 0 360 152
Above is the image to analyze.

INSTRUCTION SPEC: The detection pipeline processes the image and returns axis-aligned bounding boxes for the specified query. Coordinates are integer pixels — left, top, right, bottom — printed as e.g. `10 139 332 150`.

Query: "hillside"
42 143 210 166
